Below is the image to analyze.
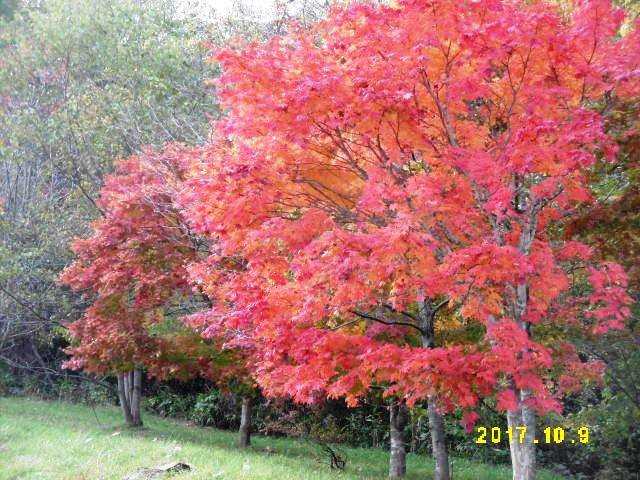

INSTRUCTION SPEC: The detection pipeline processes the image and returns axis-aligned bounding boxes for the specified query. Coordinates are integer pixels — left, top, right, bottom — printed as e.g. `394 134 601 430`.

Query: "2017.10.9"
475 426 590 444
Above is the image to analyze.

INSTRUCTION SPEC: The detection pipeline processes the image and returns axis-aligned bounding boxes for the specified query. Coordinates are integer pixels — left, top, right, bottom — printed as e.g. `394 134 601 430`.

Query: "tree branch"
350 310 425 335
382 303 420 323
433 298 449 313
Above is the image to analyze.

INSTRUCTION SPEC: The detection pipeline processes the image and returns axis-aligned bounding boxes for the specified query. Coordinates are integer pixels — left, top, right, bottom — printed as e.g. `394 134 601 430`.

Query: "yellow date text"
474 426 589 444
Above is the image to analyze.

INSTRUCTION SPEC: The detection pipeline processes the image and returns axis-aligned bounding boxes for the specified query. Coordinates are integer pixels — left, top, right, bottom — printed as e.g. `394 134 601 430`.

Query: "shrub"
146 388 196 419
190 389 240 429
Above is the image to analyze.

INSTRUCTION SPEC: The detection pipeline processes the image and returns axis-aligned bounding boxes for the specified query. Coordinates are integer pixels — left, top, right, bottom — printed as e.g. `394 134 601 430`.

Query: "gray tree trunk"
116 370 143 427
123 371 131 407
238 396 251 448
507 389 536 480
389 402 408 479
505 199 538 479
116 372 134 426
428 397 450 480
419 298 451 480
130 369 143 427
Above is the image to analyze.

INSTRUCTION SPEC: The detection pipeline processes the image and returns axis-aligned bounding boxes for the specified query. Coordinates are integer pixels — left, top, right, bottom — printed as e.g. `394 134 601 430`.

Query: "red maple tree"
59 146 248 428
178 1 638 478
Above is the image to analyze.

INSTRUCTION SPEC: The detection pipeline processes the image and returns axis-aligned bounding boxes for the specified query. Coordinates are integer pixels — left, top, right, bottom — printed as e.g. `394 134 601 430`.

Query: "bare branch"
350 309 426 336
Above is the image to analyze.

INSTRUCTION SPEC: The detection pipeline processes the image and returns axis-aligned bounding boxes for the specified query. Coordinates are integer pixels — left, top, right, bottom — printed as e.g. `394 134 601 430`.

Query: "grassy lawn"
0 397 564 480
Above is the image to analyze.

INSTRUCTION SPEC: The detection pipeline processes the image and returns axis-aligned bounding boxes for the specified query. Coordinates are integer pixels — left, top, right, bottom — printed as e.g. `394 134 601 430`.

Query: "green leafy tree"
0 0 218 390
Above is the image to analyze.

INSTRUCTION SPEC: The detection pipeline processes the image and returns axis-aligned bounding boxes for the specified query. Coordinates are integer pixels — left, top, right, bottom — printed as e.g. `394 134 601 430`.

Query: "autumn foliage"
60 0 639 477
176 0 637 419
59 146 240 383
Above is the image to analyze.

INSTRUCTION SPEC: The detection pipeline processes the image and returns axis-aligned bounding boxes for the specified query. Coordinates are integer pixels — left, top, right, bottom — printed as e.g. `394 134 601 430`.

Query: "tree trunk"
506 214 536 480
238 396 251 448
123 371 131 407
130 369 143 427
116 370 143 427
419 298 451 480
116 373 134 426
507 389 536 480
389 402 408 479
428 397 450 480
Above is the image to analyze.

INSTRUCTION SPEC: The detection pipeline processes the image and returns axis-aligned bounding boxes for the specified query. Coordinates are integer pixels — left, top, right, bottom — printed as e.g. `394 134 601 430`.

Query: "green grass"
0 397 564 480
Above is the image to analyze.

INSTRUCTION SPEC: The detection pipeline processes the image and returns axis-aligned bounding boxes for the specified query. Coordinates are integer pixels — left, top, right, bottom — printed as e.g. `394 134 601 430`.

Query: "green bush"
342 408 389 448
146 388 197 419
0 364 21 396
190 389 241 429
537 391 640 479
